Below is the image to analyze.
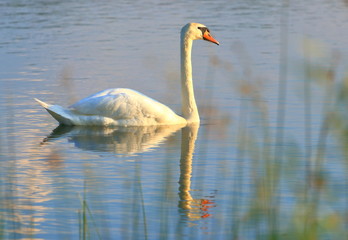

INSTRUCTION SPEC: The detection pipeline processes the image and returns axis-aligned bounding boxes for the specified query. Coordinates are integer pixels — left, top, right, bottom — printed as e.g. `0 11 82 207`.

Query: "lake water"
1 0 348 239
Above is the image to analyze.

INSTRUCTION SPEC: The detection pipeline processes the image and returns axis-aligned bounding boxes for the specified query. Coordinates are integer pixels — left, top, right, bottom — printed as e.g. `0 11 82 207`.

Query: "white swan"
35 23 219 126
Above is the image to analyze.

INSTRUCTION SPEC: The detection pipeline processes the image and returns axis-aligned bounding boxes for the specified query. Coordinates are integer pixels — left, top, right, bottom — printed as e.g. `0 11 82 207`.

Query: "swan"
35 23 219 126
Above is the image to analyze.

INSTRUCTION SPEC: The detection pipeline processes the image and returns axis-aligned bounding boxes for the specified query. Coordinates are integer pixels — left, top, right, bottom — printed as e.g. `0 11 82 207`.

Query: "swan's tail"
34 98 74 125
34 98 50 109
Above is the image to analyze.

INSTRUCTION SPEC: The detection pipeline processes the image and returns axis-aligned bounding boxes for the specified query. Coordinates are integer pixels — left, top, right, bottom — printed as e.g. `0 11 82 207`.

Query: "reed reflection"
178 124 215 221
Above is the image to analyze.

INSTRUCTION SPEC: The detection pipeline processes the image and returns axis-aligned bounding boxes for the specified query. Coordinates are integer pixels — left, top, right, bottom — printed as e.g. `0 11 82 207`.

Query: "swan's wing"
69 88 185 124
70 88 137 119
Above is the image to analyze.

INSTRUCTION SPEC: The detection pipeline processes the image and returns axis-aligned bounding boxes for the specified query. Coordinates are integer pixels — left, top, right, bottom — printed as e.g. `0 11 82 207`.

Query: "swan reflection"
42 124 185 155
42 123 215 222
178 124 215 221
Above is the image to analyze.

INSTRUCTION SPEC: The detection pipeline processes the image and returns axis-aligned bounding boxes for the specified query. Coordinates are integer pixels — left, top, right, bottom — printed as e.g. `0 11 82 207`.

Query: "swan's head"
181 23 219 45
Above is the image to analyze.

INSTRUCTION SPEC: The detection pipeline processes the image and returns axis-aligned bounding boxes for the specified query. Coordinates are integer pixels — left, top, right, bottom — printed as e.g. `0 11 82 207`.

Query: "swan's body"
36 88 186 126
35 23 219 126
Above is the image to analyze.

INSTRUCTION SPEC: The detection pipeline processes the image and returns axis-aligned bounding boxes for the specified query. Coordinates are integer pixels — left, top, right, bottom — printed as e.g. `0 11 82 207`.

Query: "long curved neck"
181 32 200 123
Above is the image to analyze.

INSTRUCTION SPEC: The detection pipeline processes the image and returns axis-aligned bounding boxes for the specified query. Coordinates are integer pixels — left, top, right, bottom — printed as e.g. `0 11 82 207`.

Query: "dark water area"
1 0 348 239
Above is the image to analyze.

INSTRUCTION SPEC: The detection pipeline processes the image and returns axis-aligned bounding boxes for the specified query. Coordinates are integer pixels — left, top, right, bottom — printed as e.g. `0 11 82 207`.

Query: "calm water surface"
1 0 348 239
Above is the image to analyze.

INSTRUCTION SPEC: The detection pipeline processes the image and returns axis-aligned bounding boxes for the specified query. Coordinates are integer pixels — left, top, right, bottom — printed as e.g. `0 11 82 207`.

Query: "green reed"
226 34 348 240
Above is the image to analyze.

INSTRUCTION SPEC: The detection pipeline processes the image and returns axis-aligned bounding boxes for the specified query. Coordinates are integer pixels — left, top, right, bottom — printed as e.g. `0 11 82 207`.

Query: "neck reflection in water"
178 124 215 221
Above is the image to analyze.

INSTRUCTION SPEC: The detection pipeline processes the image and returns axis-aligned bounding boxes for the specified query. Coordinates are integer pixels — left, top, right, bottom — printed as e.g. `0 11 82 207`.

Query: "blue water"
1 0 348 239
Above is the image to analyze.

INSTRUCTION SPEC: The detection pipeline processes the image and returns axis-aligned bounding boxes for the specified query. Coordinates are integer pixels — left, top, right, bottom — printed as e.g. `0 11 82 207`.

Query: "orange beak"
203 31 220 45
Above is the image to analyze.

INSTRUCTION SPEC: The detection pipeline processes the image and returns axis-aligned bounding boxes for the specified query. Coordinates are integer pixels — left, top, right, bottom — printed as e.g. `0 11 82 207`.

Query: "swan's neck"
181 34 200 123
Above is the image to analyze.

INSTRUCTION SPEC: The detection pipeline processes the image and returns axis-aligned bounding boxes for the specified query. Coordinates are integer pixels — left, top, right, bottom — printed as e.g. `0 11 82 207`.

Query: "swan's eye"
198 26 208 35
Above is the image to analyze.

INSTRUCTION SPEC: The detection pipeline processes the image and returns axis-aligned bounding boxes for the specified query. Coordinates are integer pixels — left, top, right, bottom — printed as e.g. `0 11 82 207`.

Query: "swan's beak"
203 32 219 45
